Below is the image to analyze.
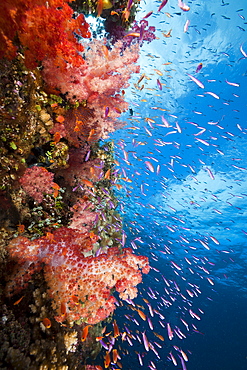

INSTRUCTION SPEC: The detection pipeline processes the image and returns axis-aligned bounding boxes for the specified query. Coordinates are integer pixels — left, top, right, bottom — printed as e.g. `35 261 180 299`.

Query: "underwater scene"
0 0 246 369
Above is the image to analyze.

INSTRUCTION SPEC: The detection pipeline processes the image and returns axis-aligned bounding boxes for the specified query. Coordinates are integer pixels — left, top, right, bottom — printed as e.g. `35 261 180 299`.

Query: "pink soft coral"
6 228 150 325
42 40 140 102
42 40 140 140
19 166 60 203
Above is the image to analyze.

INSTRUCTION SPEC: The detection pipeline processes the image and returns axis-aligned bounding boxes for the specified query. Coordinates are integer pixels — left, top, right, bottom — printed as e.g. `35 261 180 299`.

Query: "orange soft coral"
0 0 90 69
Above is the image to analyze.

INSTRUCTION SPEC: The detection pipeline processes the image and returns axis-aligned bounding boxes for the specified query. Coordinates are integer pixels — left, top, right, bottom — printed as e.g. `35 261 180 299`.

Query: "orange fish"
154 69 163 76
96 336 104 341
113 107 122 114
122 8 131 22
81 179 94 188
137 309 146 321
104 169 111 179
102 45 109 59
104 352 111 368
17 224 25 234
124 32 140 37
105 331 112 337
97 0 103 16
52 183 60 198
112 348 118 363
88 128 96 142
81 325 92 341
113 320 120 338
60 302 66 317
154 332 165 341
163 29 172 38
90 166 95 177
53 131 61 144
42 318 51 328
13 295 24 305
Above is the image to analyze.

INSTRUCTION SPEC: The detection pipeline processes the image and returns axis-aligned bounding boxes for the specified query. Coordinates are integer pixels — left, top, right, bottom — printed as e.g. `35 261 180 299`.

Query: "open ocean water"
106 0 247 369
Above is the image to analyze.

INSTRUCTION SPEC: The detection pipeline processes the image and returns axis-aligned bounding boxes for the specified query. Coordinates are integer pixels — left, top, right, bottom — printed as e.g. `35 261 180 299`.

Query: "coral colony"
0 0 154 368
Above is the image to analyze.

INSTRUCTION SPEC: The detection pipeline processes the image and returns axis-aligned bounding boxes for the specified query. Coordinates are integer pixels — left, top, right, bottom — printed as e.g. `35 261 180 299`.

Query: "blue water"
101 0 247 369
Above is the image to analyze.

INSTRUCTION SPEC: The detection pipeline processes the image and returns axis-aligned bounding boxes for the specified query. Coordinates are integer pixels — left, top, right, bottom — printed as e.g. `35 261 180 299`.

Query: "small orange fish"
124 32 140 38
113 320 120 338
111 10 119 16
102 45 109 59
88 128 96 142
13 295 24 305
154 332 165 341
42 318 51 328
113 107 122 114
104 169 111 179
137 309 146 321
60 302 66 317
81 178 94 188
81 325 92 341
154 69 163 76
122 177 132 183
53 132 61 144
122 8 131 22
112 348 118 363
17 224 25 234
104 331 112 337
163 29 172 38
104 352 111 368
90 166 95 177
97 0 103 17
96 335 104 341
52 183 60 198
